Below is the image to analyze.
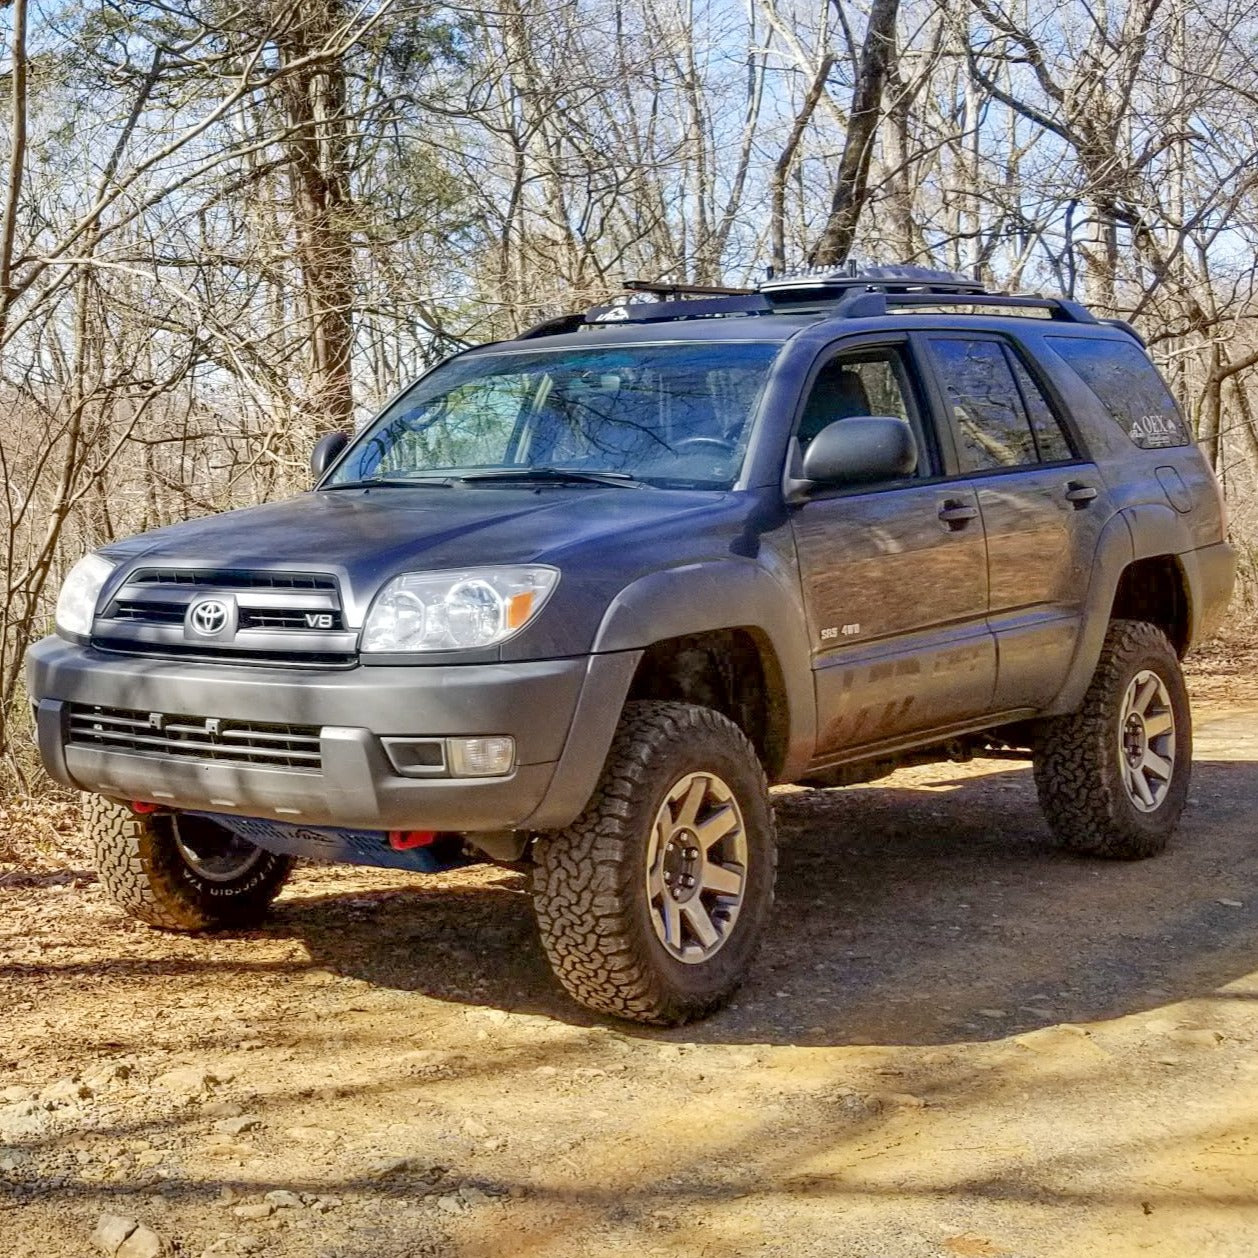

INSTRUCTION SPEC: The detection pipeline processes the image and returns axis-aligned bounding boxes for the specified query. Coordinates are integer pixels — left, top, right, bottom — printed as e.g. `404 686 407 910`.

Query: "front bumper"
26 638 639 832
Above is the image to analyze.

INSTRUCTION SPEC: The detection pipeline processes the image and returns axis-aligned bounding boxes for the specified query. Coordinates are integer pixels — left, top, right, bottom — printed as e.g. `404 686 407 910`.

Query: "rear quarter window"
1047 336 1190 449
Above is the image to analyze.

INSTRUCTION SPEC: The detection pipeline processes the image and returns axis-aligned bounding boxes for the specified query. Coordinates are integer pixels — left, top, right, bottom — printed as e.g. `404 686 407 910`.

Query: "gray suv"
27 267 1236 1024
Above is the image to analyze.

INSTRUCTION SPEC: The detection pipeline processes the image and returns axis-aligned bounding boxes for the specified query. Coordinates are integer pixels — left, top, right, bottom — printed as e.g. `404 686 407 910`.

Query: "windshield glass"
325 342 781 490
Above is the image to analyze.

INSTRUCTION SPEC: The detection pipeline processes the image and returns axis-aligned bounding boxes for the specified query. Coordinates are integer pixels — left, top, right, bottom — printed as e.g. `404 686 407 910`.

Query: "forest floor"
2 634 1258 1258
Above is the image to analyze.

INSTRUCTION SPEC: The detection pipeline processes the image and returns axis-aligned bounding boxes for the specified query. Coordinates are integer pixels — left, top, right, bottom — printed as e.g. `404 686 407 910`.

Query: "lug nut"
686 848 698 860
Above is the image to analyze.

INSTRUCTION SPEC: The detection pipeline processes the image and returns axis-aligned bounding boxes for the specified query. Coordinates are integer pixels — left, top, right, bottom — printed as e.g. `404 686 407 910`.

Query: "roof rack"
760 263 987 296
759 265 1097 324
516 265 1100 338
822 288 1099 324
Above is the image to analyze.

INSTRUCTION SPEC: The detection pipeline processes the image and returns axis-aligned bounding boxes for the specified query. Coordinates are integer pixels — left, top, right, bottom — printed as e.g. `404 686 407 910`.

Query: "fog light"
447 736 515 777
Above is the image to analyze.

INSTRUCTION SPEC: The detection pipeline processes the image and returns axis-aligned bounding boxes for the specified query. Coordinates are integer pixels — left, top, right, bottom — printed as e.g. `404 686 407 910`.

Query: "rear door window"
928 337 1078 472
1048 337 1190 449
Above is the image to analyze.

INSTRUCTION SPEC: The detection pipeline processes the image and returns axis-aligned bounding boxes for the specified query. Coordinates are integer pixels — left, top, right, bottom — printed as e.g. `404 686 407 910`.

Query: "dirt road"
3 661 1258 1257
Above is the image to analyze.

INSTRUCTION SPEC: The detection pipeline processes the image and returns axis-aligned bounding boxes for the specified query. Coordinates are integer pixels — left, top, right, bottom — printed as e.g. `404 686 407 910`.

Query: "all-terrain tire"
533 701 776 1025
87 796 294 931
1032 619 1191 859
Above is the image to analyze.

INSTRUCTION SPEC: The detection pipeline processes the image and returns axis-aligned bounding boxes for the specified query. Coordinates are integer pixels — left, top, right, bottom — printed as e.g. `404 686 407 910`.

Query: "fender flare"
1048 503 1201 715
1046 510 1135 715
591 560 817 781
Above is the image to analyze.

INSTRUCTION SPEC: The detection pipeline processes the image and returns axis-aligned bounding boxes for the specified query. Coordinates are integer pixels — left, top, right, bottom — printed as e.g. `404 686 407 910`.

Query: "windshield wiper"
321 475 455 490
455 467 645 488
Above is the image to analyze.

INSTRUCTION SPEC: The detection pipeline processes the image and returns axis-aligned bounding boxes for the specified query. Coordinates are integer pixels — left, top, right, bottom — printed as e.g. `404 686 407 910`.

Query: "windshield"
325 342 781 490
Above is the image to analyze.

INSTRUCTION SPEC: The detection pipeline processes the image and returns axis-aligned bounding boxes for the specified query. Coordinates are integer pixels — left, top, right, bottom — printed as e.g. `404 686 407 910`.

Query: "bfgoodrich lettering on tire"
532 701 776 1025
1032 619 1192 859
87 795 294 930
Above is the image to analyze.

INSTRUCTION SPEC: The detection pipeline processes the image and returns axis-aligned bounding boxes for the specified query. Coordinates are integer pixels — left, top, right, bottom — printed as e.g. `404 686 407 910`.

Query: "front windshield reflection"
327 343 781 491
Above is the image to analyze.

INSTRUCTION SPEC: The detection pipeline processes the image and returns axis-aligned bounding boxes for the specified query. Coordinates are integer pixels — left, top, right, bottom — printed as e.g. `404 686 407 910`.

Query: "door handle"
1064 481 1098 508
938 499 980 529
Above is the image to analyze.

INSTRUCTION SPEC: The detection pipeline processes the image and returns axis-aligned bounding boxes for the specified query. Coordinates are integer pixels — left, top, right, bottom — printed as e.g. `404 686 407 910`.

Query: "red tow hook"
129 800 161 815
388 829 438 851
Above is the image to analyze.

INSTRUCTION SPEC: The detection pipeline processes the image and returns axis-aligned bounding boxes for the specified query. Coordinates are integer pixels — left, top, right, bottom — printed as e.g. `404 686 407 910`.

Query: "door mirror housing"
800 416 918 488
311 431 350 482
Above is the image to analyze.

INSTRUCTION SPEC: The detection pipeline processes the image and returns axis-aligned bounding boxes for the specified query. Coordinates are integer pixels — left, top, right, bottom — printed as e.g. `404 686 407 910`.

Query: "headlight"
54 553 117 638
361 566 559 653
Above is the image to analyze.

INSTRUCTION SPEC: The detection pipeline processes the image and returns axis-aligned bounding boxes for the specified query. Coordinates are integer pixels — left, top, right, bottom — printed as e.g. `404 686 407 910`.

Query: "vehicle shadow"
268 755 1258 1047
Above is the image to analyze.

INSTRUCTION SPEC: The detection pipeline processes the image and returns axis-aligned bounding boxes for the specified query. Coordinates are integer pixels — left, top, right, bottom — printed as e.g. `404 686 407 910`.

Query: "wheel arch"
591 562 816 781
1048 504 1198 715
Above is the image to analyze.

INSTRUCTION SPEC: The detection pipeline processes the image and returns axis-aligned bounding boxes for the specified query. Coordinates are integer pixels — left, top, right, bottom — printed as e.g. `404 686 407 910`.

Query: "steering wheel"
672 436 737 457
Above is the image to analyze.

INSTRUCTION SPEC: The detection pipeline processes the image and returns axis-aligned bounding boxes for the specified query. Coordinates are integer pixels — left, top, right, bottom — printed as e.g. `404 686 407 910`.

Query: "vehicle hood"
101 485 766 633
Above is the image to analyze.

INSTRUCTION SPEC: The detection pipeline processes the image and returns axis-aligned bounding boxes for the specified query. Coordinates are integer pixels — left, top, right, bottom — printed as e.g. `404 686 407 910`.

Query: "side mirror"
310 431 350 482
800 416 917 488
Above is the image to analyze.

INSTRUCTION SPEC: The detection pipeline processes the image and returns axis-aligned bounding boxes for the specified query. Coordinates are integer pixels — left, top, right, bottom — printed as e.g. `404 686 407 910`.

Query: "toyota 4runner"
27 267 1236 1024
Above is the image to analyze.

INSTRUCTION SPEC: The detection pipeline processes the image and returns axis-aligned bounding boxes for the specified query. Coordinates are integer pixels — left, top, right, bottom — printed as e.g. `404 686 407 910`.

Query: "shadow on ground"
255 755 1258 1047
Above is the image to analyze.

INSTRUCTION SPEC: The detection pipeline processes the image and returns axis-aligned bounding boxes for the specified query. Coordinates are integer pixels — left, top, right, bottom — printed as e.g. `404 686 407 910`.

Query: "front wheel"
88 796 294 930
1032 619 1192 859
533 702 776 1025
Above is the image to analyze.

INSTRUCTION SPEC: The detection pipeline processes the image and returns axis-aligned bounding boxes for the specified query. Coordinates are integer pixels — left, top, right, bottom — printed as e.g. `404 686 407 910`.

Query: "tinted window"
1009 355 1074 462
329 343 780 490
929 338 1039 471
797 346 927 478
1049 337 1190 449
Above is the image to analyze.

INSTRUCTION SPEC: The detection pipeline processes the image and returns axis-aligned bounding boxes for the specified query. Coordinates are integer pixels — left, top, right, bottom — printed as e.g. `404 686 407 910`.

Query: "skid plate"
186 811 477 874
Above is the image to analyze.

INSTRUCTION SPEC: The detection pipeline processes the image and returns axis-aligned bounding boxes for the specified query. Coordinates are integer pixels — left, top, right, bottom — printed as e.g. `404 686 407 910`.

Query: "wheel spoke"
1142 749 1173 781
1131 767 1156 807
1133 675 1160 716
661 897 683 949
675 775 708 828
694 803 739 851
702 861 743 897
647 862 666 901
1144 711 1174 739
681 900 720 949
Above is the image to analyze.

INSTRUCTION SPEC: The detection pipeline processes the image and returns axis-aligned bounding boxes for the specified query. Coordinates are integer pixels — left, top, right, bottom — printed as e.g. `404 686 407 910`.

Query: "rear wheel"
533 702 776 1025
1032 619 1191 859
87 796 294 930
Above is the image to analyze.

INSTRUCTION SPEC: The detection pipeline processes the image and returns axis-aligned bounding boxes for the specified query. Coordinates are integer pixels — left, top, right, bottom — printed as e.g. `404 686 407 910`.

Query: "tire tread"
1033 619 1190 860
533 702 776 1025
88 796 292 931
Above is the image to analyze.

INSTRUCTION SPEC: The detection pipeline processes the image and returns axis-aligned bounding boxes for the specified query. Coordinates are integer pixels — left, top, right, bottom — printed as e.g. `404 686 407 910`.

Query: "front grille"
111 599 185 625
128 568 337 592
238 608 345 631
67 704 322 771
93 567 356 665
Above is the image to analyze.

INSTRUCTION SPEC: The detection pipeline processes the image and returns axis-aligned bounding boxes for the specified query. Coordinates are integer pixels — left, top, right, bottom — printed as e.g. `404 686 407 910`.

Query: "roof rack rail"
827 288 1099 324
623 278 755 299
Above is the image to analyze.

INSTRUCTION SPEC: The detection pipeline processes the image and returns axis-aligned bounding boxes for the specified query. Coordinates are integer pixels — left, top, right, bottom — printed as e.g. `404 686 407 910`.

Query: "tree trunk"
810 0 900 267
279 0 355 435
0 0 28 351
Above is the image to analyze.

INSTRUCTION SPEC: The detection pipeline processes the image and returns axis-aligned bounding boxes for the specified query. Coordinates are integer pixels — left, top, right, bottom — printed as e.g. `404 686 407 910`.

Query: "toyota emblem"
188 598 229 636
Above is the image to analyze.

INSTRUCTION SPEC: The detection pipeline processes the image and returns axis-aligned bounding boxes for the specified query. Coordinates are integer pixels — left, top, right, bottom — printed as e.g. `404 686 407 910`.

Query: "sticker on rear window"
1048 336 1190 450
1129 414 1183 448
